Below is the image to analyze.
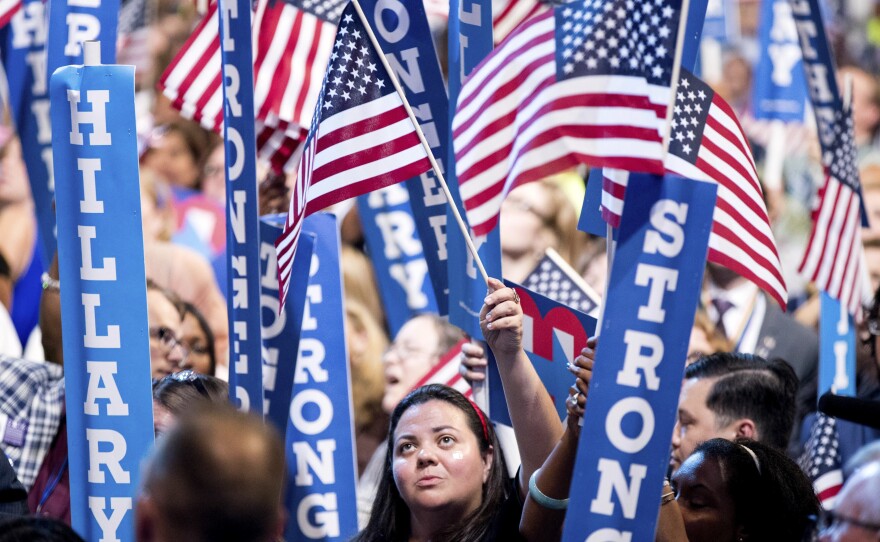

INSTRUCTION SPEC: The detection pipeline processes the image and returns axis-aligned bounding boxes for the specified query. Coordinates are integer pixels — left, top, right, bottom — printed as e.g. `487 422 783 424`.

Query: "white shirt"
705 281 766 354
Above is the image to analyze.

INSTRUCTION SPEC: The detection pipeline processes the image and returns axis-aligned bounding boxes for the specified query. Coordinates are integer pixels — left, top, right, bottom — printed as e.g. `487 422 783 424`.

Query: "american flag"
799 413 844 510
523 248 600 316
412 338 472 397
424 0 547 44
603 68 788 309
452 0 680 236
117 0 153 79
158 0 344 173
799 104 869 316
0 0 20 29
274 3 432 306
493 0 547 44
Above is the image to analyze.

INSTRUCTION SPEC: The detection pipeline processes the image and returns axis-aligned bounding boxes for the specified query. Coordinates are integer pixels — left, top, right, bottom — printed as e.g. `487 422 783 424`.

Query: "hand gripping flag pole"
349 0 489 286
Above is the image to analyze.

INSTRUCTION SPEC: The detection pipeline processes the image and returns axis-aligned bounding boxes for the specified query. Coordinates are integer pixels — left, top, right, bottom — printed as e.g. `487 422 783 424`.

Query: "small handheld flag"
453 0 685 237
274 1 432 307
799 102 868 317
602 68 788 309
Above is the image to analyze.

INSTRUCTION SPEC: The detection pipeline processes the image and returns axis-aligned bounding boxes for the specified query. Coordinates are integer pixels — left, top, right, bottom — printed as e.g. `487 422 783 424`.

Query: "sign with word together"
218 0 264 413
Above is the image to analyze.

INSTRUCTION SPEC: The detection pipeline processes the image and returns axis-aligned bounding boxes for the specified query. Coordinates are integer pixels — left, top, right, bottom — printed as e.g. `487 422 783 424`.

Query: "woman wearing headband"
664 438 819 542
353 278 563 542
521 347 819 542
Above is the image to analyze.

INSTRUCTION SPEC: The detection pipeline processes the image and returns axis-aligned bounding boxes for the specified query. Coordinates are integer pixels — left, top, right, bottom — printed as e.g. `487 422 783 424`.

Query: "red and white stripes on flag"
412 339 473 397
493 0 546 43
453 0 683 236
800 179 865 316
274 4 432 307
0 0 21 30
421 0 547 44
799 105 868 316
158 0 340 172
602 68 788 309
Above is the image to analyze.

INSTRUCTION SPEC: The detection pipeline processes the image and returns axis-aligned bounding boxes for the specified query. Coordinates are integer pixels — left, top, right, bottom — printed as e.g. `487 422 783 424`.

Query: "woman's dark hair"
695 438 819 542
0 515 86 541
181 301 217 375
353 384 507 542
152 370 228 418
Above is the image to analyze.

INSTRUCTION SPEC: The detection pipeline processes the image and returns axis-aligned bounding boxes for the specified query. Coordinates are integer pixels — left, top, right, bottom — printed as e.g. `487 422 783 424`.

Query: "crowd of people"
0 0 880 540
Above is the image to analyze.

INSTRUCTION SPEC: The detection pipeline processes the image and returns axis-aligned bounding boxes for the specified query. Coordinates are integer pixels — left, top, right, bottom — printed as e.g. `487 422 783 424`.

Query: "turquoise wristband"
528 468 569 510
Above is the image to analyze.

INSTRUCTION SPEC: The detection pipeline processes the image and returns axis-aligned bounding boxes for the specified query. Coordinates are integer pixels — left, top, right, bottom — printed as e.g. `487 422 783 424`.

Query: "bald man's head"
136 405 286 542
823 461 880 541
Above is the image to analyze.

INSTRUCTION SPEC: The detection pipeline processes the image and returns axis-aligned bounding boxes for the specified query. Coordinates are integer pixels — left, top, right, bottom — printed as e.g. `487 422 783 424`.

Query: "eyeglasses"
867 317 880 337
384 342 439 361
501 198 554 227
817 509 880 535
204 164 224 178
180 339 210 356
149 326 189 360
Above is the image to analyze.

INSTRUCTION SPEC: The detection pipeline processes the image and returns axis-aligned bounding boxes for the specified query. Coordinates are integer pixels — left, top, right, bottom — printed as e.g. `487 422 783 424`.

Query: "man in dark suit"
704 264 819 455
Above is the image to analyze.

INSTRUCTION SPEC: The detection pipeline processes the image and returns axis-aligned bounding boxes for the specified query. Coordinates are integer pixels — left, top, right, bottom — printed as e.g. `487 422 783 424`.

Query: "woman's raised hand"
480 277 523 359
566 336 596 420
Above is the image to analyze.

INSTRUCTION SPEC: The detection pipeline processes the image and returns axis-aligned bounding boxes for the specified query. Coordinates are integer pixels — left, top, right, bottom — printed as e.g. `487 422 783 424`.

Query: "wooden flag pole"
350 0 490 285
661 0 692 158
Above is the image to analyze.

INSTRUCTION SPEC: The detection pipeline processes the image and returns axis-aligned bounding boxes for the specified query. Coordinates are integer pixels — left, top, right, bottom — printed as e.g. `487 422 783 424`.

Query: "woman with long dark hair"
354 278 563 541
354 385 511 542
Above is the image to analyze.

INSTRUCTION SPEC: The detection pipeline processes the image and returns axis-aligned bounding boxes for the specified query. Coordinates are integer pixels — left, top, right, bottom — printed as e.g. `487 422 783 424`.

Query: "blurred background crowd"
1 0 880 539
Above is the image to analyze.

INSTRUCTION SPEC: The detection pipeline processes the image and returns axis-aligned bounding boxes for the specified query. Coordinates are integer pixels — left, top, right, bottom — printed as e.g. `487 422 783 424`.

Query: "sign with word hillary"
260 215 315 433
50 62 154 542
819 292 856 397
562 173 715 542
284 213 358 542
753 0 807 121
218 0 264 413
4 0 56 263
46 0 118 76
357 185 438 336
359 0 452 315
447 0 502 337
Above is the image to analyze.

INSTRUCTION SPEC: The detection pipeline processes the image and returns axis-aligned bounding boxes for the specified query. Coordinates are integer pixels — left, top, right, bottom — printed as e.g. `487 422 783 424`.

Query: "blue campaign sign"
790 0 869 226
702 0 736 42
357 185 438 336
753 0 807 121
217 0 264 413
46 0 118 76
3 0 57 264
562 173 715 542
488 281 597 426
50 63 154 541
358 0 451 315
819 292 856 397
284 213 358 541
579 169 607 237
447 0 502 337
789 0 841 151
680 0 710 70
260 215 315 434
